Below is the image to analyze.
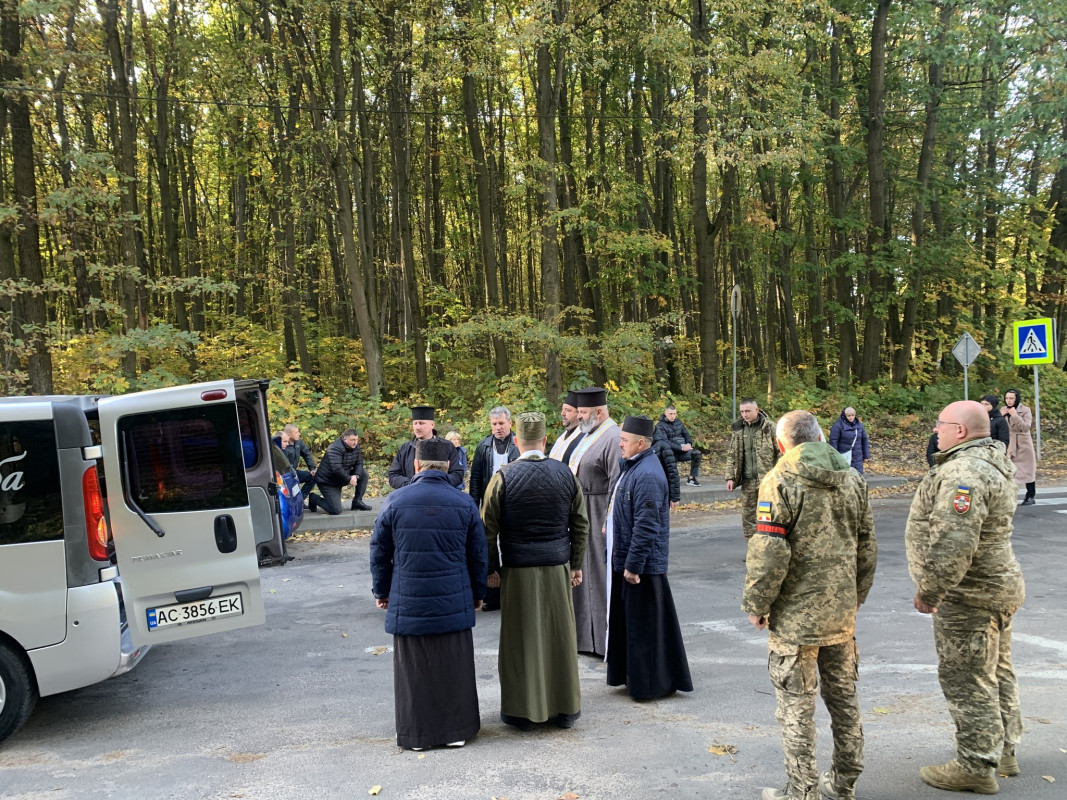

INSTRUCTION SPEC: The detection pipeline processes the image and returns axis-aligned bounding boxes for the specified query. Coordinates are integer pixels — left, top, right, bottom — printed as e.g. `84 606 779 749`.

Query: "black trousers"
676 449 702 478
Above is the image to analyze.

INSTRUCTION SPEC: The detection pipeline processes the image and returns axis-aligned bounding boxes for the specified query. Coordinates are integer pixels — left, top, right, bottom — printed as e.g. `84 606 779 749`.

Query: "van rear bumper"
113 622 151 677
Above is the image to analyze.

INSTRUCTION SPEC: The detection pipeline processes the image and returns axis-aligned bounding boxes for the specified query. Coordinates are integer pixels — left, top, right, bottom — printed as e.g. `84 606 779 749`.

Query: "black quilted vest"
498 457 578 568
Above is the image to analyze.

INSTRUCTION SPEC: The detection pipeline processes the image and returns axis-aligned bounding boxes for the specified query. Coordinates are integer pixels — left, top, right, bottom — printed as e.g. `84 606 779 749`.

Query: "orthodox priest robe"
569 418 620 655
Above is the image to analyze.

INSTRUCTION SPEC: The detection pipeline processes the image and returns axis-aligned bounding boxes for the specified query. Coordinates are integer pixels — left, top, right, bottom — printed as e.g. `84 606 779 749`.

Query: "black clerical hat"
621 415 655 437
411 405 435 421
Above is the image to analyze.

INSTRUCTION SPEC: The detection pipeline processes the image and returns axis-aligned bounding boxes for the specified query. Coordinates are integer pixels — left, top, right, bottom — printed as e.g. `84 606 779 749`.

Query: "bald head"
935 400 990 452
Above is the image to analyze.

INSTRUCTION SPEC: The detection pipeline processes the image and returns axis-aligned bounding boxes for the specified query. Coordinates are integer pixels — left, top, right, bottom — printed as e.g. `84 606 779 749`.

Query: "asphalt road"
2 491 1065 800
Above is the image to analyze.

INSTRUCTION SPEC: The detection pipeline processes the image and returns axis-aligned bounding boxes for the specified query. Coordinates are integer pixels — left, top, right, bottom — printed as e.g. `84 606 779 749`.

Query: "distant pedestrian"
725 398 780 541
653 404 703 486
445 431 468 491
979 395 1010 448
906 400 1024 793
744 410 877 800
274 424 317 498
828 407 870 474
605 415 693 700
370 438 488 751
1002 389 1036 505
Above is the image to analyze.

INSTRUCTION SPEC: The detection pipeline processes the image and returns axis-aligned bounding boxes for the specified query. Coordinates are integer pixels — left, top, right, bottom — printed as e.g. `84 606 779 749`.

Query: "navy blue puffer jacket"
610 448 671 575
370 471 488 636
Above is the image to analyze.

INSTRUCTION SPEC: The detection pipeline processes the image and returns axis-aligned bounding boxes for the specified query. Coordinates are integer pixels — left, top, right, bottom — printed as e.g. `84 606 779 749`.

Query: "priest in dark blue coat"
605 415 693 700
370 438 488 750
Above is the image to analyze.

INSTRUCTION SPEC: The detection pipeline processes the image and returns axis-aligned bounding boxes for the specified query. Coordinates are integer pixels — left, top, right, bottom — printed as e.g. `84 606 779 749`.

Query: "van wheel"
0 641 38 745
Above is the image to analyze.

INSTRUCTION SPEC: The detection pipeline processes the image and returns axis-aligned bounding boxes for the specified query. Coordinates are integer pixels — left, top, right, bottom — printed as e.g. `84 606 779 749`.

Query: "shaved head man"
905 399 1025 794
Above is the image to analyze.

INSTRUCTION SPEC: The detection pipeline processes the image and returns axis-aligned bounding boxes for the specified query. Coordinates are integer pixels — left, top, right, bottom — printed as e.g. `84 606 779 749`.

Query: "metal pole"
1034 365 1041 460
732 319 737 421
963 364 968 401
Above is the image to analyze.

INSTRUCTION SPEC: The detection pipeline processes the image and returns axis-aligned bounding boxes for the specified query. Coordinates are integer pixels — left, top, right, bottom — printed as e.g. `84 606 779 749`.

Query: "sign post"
950 332 981 400
731 284 741 421
1012 318 1056 460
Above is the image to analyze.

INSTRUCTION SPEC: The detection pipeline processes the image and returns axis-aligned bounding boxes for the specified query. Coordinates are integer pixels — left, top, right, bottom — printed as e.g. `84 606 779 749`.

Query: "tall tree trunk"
458 0 508 376
857 0 891 383
0 0 52 391
536 1 564 404
893 2 951 385
384 3 427 390
691 0 720 395
100 0 149 382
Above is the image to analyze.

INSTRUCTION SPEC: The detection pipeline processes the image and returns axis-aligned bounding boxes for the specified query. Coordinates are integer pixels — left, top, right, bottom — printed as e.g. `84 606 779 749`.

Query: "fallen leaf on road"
559 793 579 800
1042 776 1055 783
342 633 348 638
708 744 738 756
371 645 389 655
1028 717 1051 724
369 786 381 796
269 589 276 594
417 754 425 760
872 707 891 715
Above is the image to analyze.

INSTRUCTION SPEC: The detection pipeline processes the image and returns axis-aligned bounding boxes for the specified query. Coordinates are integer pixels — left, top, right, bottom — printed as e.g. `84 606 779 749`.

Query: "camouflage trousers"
932 603 1022 775
768 636 863 800
741 479 760 540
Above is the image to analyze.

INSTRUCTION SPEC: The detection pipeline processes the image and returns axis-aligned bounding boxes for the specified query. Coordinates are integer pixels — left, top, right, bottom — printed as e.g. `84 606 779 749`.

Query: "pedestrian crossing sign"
1012 318 1055 365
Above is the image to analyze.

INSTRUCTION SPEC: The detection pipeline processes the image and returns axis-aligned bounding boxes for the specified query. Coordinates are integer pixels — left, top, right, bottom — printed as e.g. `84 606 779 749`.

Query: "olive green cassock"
905 437 1025 776
481 452 590 723
742 441 877 800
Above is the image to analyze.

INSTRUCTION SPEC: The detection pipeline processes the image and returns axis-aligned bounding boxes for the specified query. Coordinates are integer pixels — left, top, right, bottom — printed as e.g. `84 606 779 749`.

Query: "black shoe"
500 713 535 732
307 494 318 512
481 603 500 611
351 500 372 511
554 711 580 729
686 477 700 486
1020 497 1035 506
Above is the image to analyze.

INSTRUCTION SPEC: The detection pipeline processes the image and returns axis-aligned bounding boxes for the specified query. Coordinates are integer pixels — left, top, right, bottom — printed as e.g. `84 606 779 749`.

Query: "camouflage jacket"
725 411 779 484
905 437 1025 613
742 441 877 646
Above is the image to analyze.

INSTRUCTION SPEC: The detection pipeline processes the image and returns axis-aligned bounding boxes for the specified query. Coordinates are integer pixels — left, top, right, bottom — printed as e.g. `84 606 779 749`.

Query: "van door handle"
214 515 237 554
174 586 213 604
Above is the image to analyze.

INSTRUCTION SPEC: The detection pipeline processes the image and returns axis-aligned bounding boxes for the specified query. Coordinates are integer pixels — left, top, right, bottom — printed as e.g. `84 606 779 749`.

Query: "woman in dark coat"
979 395 1010 448
828 407 871 473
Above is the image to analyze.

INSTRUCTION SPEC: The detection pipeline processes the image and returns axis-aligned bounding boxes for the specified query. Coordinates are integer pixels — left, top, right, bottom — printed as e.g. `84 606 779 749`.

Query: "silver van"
0 379 289 745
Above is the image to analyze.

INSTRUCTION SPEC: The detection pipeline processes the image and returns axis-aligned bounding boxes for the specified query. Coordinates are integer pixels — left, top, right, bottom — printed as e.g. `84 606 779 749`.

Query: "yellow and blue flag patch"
953 485 971 514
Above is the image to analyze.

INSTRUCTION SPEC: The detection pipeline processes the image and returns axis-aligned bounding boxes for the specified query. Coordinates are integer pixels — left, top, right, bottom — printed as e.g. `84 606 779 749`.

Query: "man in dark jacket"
605 415 693 701
387 405 464 489
980 395 1010 448
370 438 488 750
272 424 317 498
653 405 703 486
481 412 589 731
651 439 682 508
469 406 520 506
310 428 369 514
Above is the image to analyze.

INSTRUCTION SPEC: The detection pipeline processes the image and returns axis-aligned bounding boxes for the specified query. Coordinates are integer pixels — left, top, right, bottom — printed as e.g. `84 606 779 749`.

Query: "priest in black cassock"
605 415 693 700
371 438 488 749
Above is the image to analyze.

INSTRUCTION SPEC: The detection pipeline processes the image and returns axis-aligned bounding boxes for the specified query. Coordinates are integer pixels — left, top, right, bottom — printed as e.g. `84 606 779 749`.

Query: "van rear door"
97 380 265 647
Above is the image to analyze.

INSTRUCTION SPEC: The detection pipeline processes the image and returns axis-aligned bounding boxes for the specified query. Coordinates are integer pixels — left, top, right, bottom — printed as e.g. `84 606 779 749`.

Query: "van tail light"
83 465 110 561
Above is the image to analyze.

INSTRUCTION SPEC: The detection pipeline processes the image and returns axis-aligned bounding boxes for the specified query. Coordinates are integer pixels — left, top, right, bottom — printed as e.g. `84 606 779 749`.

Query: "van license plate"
147 593 243 630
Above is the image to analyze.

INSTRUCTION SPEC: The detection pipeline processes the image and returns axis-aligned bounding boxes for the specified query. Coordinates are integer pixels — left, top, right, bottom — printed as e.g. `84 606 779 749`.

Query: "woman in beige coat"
1002 388 1036 505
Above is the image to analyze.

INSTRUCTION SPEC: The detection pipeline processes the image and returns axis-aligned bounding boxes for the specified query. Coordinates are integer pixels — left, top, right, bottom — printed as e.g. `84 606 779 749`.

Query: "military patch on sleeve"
757 522 788 537
953 485 971 514
756 500 772 522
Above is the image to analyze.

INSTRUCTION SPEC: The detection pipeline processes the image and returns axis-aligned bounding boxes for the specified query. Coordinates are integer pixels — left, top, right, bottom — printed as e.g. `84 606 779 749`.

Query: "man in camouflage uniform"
905 400 1025 795
742 410 877 800
725 398 780 541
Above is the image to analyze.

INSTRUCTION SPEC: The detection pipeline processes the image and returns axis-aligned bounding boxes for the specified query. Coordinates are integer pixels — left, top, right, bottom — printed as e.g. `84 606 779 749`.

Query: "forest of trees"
1 0 1065 412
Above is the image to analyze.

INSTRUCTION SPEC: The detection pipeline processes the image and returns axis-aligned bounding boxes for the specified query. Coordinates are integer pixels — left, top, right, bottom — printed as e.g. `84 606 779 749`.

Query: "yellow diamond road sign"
1012 318 1055 365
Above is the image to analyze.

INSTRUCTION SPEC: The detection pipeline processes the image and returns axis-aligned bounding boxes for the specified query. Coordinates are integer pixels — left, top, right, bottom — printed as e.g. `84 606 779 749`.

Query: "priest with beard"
568 386 620 657
549 390 585 463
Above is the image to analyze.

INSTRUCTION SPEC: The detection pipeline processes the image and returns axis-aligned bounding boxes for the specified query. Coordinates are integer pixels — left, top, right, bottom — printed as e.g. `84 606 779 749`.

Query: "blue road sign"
1013 318 1055 365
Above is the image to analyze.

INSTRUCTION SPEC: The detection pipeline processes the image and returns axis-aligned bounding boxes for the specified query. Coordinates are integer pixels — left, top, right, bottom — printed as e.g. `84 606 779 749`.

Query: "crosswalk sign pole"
1034 365 1041 460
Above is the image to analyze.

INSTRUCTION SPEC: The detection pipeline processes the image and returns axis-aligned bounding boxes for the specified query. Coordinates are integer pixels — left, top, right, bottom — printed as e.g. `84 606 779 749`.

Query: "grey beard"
580 415 599 434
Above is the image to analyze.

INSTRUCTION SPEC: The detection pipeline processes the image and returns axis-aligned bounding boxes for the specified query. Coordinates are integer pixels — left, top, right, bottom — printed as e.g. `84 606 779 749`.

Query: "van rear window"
0 420 64 545
117 404 249 513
